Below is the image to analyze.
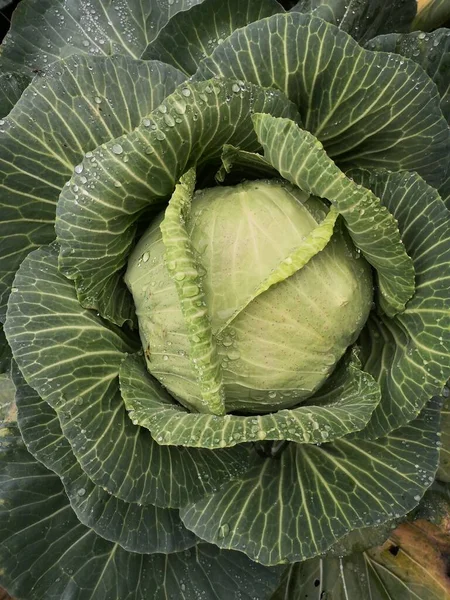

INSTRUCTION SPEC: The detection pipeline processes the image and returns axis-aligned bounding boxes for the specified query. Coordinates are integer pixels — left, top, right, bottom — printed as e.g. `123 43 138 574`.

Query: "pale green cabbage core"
125 180 373 414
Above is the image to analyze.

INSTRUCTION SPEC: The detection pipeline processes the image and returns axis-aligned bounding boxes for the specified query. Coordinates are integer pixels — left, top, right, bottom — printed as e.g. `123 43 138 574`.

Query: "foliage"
413 0 450 30
0 0 449 599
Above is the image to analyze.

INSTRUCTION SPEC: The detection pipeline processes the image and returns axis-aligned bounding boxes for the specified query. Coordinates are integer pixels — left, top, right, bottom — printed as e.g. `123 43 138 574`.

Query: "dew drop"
164 114 176 127
112 143 123 155
184 284 199 297
218 523 230 538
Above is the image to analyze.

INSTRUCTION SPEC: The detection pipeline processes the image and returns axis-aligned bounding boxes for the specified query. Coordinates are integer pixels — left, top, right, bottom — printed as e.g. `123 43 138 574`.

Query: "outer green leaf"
56 78 300 326
0 0 206 74
120 353 380 448
196 12 449 190
271 534 450 600
0 54 186 322
159 168 226 416
216 145 278 183
417 479 450 524
180 398 440 565
438 394 450 482
413 0 450 31
351 169 450 438
5 244 251 508
0 373 15 424
0 429 281 600
366 29 450 124
0 326 11 374
0 72 30 118
440 170 450 209
291 0 417 44
325 520 399 559
143 0 284 75
13 366 197 554
253 113 414 318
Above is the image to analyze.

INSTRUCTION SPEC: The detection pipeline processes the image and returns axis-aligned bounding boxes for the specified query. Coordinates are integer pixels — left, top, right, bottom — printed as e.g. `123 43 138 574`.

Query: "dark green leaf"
143 0 284 75
438 395 450 482
216 145 279 183
0 54 186 322
350 169 450 438
181 398 441 565
325 519 399 558
366 29 450 124
291 0 417 44
142 0 284 75
0 0 206 74
196 12 449 190
5 244 251 508
440 170 450 209
13 366 197 554
417 479 450 523
0 72 30 118
0 326 11 375
0 429 281 600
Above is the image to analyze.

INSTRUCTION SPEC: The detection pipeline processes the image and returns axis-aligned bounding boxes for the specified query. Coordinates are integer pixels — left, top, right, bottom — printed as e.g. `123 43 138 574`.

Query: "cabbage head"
0 1 450 599
126 180 374 414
